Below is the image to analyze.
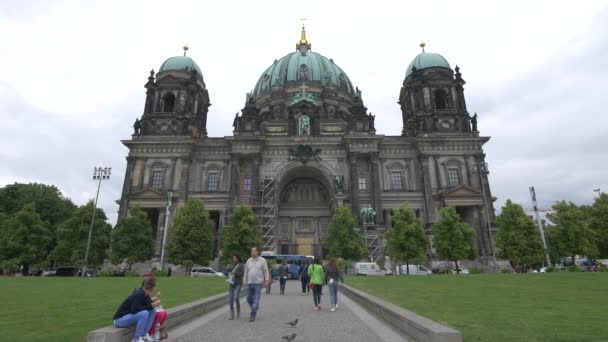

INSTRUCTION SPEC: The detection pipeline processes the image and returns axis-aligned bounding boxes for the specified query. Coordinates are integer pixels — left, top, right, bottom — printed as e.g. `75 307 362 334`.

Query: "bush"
153 270 167 277
545 266 558 273
469 266 481 274
568 265 582 272
500 268 512 273
1 259 20 275
125 270 139 277
98 269 114 277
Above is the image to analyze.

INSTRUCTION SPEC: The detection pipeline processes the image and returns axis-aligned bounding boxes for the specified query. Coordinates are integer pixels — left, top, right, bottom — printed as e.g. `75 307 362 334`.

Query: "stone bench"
340 284 463 342
87 291 234 342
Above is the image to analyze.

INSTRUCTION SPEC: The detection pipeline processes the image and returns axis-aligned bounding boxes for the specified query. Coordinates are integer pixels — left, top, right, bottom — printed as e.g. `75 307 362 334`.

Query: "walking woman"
300 259 311 296
325 258 344 312
228 254 244 320
307 257 325 311
278 260 289 295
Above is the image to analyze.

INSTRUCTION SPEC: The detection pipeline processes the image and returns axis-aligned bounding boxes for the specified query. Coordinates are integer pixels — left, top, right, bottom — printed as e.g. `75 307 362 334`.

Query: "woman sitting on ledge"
112 277 167 342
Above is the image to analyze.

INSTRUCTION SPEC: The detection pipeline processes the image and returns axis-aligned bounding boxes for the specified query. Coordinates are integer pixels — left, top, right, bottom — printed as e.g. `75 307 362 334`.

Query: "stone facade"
118 35 498 263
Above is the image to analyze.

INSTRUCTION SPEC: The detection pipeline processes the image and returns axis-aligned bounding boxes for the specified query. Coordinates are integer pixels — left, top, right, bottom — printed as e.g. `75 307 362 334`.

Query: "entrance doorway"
297 238 313 256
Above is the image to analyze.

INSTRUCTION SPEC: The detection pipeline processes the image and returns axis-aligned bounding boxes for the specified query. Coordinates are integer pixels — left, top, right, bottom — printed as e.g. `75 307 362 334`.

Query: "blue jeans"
246 283 263 316
115 308 156 339
229 284 241 311
328 282 338 306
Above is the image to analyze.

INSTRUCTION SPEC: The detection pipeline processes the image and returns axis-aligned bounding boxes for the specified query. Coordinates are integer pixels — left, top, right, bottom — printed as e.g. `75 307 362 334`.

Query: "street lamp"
159 191 173 272
83 167 111 277
474 161 498 271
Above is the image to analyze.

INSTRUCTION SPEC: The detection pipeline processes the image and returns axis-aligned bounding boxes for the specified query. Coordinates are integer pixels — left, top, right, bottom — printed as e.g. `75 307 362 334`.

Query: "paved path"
172 281 409 342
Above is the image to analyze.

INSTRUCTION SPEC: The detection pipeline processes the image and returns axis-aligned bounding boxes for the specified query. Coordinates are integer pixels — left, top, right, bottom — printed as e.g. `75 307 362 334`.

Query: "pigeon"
281 333 297 341
285 319 299 327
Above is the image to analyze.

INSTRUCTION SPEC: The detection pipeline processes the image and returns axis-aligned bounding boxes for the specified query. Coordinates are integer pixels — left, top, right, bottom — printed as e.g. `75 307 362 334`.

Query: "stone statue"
333 175 344 191
471 113 478 132
369 113 375 130
298 113 311 136
232 113 240 132
360 206 376 224
133 118 141 135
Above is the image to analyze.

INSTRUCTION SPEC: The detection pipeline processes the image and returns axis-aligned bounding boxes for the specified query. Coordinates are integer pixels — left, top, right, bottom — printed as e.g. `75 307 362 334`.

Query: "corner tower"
399 42 471 137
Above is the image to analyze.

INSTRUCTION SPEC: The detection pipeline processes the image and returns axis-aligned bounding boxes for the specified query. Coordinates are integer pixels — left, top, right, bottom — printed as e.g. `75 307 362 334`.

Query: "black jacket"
232 263 244 286
113 288 153 319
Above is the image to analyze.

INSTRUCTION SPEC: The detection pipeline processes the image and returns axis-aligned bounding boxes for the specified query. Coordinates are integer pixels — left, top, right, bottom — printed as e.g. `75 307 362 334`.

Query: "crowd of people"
112 246 344 342
230 246 345 322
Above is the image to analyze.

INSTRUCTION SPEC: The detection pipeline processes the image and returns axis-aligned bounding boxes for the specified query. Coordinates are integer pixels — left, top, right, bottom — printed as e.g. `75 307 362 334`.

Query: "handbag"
308 282 315 289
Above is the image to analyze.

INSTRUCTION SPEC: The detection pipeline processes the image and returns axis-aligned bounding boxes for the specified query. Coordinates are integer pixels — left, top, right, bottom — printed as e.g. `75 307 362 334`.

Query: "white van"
355 262 386 276
398 264 432 275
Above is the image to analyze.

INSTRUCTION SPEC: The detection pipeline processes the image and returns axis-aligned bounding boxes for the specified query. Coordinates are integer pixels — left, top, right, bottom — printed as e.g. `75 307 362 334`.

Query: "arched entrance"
275 165 335 258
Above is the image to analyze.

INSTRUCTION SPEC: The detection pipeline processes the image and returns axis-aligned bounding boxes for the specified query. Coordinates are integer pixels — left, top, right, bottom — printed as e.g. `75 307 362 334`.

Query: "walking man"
243 246 269 322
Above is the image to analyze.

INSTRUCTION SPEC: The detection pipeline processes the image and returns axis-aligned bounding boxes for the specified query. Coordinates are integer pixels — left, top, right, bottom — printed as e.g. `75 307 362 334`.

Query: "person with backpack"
278 260 289 295
300 259 311 296
324 258 344 312
307 256 325 311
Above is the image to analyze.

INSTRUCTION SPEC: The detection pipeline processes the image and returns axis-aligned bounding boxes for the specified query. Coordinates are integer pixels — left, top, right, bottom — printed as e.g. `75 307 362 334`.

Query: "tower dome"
405 44 451 78
158 45 204 81
252 25 356 100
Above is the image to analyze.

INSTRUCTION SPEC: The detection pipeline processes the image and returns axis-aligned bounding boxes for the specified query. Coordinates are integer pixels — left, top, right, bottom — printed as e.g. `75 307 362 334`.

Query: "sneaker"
249 315 255 322
132 338 146 342
301 293 306 296
331 307 336 312
335 304 339 309
313 305 320 311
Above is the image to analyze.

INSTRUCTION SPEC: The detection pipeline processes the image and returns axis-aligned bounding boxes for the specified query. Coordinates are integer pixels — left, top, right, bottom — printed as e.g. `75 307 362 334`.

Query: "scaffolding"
357 226 382 262
260 177 276 250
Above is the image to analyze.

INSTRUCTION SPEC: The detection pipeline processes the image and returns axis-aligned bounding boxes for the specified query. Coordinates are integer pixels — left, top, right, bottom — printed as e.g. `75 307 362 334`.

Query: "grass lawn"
0 277 227 342
348 273 608 342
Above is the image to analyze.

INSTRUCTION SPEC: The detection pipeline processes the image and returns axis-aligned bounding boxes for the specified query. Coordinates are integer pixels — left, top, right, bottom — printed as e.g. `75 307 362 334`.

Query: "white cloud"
0 0 607 222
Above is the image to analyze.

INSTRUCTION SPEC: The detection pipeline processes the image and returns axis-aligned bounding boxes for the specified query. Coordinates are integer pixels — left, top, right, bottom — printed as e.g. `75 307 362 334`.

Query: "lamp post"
159 191 173 272
474 161 498 271
83 167 111 277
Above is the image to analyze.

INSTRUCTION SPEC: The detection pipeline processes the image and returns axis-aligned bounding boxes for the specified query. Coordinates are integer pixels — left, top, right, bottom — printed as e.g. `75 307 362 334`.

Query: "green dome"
405 52 451 77
253 51 355 98
159 56 203 78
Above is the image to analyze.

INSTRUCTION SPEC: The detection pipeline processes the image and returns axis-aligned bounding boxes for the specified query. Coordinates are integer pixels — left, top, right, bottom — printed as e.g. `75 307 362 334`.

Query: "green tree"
0 203 53 274
324 206 367 273
590 193 608 257
0 183 76 265
51 201 112 267
431 206 476 274
167 199 214 275
384 204 428 274
111 206 153 269
496 200 544 268
221 205 261 263
546 201 598 263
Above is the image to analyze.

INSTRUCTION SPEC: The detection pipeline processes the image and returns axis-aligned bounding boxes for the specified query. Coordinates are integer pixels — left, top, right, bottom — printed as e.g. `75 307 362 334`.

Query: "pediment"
440 185 481 198
130 187 167 199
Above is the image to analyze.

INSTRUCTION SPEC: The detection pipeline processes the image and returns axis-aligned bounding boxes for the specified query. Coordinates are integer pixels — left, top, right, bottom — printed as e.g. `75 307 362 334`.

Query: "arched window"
434 89 448 110
162 93 175 112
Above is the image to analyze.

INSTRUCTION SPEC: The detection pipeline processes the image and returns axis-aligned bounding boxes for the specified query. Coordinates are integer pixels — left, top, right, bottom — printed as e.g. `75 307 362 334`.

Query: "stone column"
433 156 441 189
417 155 435 227
370 153 383 225
229 154 240 205
119 157 136 218
349 153 360 223
252 157 260 197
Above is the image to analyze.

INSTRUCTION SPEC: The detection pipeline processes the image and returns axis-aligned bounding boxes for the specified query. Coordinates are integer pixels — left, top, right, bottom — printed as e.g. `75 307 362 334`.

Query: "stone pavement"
171 281 410 342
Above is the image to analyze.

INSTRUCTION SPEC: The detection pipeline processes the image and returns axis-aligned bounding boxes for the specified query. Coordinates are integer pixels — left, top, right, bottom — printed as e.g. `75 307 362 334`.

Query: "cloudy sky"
1 0 607 224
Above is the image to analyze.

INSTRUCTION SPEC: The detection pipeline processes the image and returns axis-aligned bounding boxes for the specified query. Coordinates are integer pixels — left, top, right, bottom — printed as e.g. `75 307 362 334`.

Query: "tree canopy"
546 201 598 262
111 205 153 268
221 205 261 263
431 206 476 273
384 204 428 274
167 199 214 274
324 206 367 262
496 200 544 267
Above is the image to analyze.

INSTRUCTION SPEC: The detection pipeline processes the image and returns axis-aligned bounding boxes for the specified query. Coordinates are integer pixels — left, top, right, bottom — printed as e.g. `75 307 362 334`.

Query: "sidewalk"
171 280 409 342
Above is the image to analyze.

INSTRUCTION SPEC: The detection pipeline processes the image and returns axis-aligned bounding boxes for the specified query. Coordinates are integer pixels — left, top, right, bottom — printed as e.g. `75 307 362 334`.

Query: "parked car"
42 270 56 277
190 267 225 277
354 262 385 276
54 266 79 277
399 265 432 275
452 268 469 274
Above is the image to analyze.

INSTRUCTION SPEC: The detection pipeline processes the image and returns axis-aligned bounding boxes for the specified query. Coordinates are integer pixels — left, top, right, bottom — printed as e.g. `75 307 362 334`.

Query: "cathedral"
118 26 497 264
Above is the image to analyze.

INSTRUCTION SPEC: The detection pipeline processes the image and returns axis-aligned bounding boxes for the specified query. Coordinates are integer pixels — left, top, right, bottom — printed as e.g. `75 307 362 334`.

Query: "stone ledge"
340 284 463 342
87 291 236 342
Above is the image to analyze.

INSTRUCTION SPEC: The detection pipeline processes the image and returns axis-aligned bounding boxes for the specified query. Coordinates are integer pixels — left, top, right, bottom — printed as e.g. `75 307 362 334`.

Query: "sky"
1 0 607 224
